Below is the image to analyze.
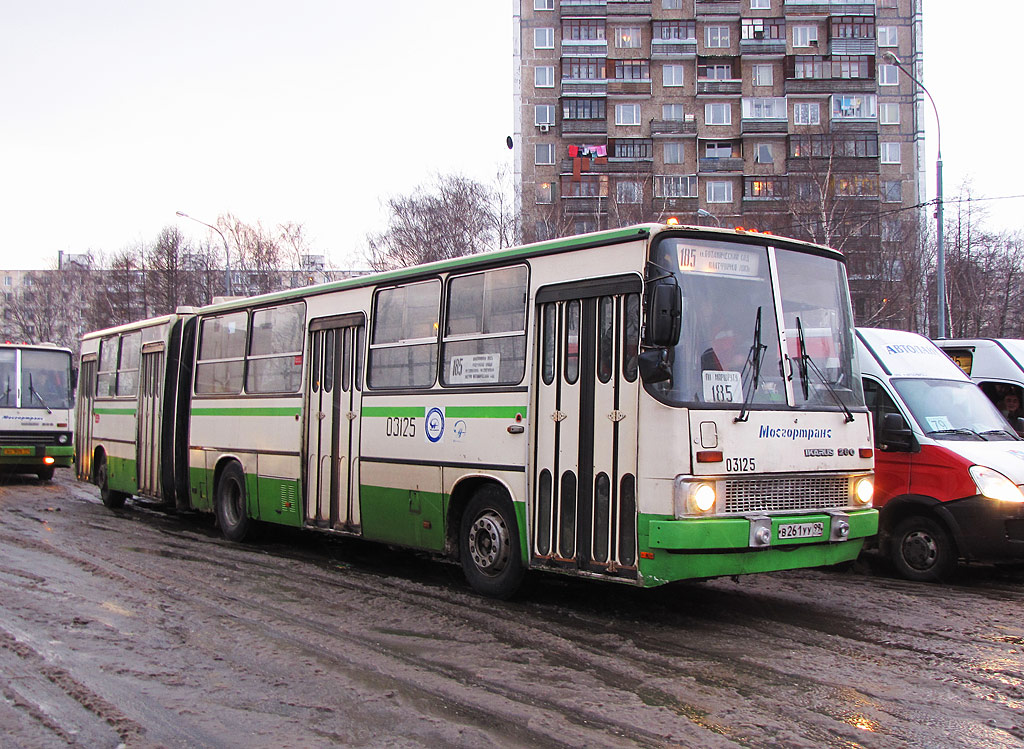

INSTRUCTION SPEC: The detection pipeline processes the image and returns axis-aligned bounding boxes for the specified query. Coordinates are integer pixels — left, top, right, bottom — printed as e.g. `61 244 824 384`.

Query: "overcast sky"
0 2 1017 271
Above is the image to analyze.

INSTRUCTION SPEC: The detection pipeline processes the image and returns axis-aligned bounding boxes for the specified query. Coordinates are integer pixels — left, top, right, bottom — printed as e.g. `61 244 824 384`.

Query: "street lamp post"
697 208 722 227
886 52 944 338
175 211 233 296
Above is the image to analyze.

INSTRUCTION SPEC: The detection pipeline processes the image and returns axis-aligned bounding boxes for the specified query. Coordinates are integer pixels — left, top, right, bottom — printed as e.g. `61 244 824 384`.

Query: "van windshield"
892 378 1019 441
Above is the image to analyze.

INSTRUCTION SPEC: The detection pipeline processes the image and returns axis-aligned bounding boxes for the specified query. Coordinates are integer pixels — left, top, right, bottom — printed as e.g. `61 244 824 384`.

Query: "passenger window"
247 303 305 394
368 280 440 389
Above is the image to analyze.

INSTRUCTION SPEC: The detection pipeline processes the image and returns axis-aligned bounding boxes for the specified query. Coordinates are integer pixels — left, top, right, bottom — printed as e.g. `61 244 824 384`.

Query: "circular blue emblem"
425 407 445 443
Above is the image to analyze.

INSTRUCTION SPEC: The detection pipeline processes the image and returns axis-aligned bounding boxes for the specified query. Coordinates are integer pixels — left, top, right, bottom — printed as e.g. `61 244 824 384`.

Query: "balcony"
561 80 608 96
699 157 745 173
651 119 698 135
607 80 652 97
561 158 654 175
784 1 876 11
561 120 609 135
562 196 609 215
697 79 742 96
561 40 608 57
740 120 789 134
785 78 875 95
740 40 787 56
606 0 651 16
560 2 609 17
651 39 698 58
654 196 698 213
696 1 741 15
830 39 876 56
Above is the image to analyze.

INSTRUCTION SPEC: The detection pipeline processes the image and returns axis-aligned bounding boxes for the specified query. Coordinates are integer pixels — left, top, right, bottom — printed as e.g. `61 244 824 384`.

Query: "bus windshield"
22 350 73 410
892 378 1019 441
646 235 862 411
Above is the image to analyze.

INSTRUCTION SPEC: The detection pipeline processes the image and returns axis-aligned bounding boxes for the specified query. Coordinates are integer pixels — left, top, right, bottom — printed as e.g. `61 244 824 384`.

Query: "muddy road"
2 470 1023 748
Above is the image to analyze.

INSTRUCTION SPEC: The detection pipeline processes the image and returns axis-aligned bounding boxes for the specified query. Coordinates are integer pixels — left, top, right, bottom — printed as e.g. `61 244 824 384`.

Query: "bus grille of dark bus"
0 431 63 446
724 476 851 514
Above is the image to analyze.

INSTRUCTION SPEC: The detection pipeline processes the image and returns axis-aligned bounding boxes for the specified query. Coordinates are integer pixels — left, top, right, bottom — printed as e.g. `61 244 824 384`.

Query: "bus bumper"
0 445 74 469
639 509 878 585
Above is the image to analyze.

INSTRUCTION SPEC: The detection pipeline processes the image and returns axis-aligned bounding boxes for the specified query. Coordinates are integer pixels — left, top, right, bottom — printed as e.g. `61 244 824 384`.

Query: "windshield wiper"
979 428 1019 441
796 317 854 423
735 306 768 423
926 427 983 440
28 373 52 414
0 375 9 406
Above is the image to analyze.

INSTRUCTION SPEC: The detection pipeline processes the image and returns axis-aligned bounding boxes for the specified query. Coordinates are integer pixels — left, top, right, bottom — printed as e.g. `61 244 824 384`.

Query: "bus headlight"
58 434 69 445
673 478 718 517
692 483 716 513
969 466 1024 503
854 477 874 505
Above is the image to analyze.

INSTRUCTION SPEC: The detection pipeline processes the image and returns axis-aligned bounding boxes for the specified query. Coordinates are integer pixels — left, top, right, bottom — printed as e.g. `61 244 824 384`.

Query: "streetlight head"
697 209 712 218
885 52 903 65
175 210 188 218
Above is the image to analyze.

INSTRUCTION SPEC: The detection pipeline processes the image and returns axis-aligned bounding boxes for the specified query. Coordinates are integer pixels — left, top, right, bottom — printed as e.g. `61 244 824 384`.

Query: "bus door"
533 277 641 577
137 347 164 498
75 356 97 482
305 315 364 532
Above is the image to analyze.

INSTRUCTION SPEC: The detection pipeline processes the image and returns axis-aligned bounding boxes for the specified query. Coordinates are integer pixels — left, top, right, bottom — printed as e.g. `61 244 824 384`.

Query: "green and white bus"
76 223 877 597
0 342 75 481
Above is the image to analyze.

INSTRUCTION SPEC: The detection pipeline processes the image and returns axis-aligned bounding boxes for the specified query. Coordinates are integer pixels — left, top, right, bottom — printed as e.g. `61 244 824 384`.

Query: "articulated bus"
0 342 75 480
76 223 876 597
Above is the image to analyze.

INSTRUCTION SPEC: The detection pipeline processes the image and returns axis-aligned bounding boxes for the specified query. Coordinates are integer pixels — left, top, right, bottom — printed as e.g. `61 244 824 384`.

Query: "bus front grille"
723 475 851 514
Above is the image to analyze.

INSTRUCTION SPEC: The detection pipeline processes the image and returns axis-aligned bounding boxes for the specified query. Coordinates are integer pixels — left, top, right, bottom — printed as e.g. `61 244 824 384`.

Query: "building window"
615 26 642 48
562 175 606 198
613 138 653 159
834 174 877 197
563 20 605 41
705 141 734 158
879 102 900 125
662 103 685 121
881 142 901 164
663 64 685 86
752 64 773 87
563 98 605 120
3 277 9 287
705 26 730 48
535 143 555 165
534 0 554 9
755 143 773 164
664 142 684 164
663 0 683 8
562 58 602 80
794 102 819 126
534 28 554 50
536 181 554 204
616 104 642 125
742 97 786 120
745 177 786 199
617 181 643 204
655 175 698 198
535 105 555 125
793 25 818 48
707 180 734 203
878 64 899 86
654 21 695 41
698 63 733 80
795 56 871 80
705 102 731 125
791 134 878 158
614 59 650 80
751 0 770 8
831 94 877 120
742 18 783 40
882 180 902 203
832 16 875 40
535 66 554 88
877 26 898 47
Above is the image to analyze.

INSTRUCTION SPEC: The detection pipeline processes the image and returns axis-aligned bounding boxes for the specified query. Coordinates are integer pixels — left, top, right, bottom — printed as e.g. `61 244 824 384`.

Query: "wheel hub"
468 510 510 576
902 530 938 570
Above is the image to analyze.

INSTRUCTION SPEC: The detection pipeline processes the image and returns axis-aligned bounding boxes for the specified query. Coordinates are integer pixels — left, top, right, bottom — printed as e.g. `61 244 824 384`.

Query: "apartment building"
514 0 924 320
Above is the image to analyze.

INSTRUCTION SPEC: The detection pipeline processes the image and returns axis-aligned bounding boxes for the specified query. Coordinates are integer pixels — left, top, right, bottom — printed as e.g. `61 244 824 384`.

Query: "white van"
856 328 1024 581
933 339 1024 430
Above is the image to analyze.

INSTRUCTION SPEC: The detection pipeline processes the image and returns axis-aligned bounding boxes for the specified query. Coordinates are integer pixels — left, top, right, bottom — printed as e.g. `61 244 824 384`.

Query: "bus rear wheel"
96 456 128 509
459 488 525 599
891 515 956 582
216 462 251 542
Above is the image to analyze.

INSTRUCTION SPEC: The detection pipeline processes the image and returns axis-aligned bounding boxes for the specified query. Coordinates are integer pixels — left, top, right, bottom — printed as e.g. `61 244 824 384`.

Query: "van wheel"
891 515 956 582
459 488 525 599
216 462 251 542
96 456 128 509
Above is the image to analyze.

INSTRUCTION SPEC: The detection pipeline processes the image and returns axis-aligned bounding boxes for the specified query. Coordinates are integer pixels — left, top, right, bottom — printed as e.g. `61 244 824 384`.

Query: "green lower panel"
108 456 138 495
360 484 446 551
256 475 301 527
189 466 213 511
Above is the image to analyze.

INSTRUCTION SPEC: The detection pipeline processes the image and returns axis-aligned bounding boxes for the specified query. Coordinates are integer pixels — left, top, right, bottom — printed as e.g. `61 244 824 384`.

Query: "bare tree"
149 226 191 314
220 213 283 295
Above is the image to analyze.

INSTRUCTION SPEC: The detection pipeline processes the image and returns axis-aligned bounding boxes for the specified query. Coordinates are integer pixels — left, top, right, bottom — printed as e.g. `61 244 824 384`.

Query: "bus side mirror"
645 283 681 347
638 348 672 384
880 412 916 451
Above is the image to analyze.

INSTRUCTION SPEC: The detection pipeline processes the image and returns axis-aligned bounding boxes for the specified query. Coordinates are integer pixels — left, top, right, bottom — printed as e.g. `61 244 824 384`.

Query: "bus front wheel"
459 488 525 599
37 466 55 482
96 456 128 509
891 515 956 582
216 462 251 542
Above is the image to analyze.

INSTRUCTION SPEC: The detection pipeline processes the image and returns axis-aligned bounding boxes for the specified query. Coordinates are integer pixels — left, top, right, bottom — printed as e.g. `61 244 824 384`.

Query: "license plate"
777 522 824 540
2 448 31 456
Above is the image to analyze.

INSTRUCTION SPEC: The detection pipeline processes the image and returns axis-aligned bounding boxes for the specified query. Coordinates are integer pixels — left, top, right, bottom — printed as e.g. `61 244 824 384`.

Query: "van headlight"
969 466 1024 503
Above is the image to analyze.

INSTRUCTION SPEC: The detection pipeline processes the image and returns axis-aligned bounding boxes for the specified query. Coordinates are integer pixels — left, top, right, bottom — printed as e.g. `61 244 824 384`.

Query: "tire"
459 487 525 599
216 462 251 542
96 456 128 509
36 466 55 482
890 515 957 582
